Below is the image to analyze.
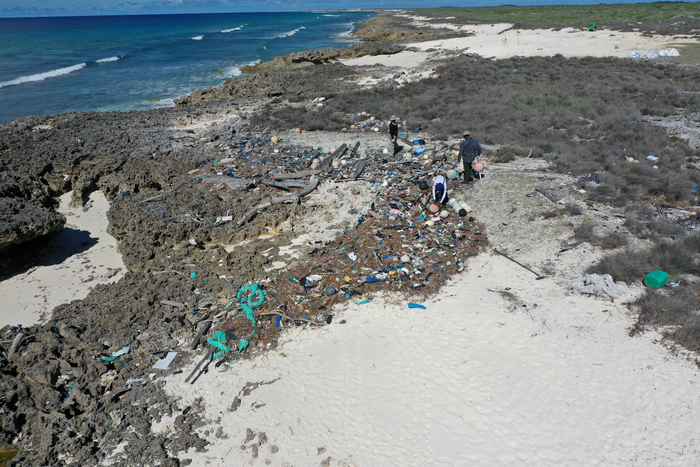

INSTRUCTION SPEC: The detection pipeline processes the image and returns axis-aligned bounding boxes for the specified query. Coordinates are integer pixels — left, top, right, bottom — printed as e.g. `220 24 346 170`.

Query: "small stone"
317 447 327 455
320 456 331 466
245 428 255 443
215 426 223 438
228 396 241 412
251 444 259 459
258 432 268 445
270 445 279 454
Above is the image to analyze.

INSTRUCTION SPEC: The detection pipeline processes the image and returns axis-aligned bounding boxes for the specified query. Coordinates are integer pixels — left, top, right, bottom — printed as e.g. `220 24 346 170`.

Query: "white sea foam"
324 14 340 16
0 63 86 89
192 35 203 40
275 26 305 39
221 27 242 33
337 22 356 39
96 56 120 63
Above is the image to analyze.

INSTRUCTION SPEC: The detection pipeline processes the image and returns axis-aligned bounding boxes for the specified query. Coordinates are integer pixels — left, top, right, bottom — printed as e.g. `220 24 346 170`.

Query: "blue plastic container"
412 129 420 133
414 148 427 156
413 140 420 145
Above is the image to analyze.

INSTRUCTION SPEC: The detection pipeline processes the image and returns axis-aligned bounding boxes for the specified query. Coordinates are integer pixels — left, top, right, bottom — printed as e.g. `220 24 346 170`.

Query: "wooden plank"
352 159 368 180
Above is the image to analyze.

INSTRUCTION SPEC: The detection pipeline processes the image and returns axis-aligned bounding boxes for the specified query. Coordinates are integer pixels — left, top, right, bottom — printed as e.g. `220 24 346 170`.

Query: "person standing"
389 116 399 145
457 131 482 183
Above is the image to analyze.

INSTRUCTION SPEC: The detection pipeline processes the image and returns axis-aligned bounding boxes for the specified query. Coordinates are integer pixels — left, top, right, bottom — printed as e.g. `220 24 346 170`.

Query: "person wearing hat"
457 131 482 183
389 116 399 145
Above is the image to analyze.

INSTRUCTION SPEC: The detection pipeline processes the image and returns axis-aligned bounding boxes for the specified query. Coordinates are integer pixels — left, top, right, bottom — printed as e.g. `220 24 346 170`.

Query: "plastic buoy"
271 136 279 143
447 169 458 180
350 124 356 129
473 161 485 173
440 210 449 218
428 203 439 213
454 151 459 157
295 128 302 133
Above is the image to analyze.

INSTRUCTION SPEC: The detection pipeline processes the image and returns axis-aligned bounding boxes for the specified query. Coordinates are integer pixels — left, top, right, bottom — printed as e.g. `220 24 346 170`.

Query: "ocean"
0 11 373 123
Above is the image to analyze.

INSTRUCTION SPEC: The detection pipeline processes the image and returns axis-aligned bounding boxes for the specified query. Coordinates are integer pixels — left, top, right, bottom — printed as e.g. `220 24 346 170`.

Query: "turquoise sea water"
0 11 373 123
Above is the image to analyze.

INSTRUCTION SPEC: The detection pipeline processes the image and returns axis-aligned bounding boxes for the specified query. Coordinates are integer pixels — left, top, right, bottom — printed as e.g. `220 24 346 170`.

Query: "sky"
0 0 684 17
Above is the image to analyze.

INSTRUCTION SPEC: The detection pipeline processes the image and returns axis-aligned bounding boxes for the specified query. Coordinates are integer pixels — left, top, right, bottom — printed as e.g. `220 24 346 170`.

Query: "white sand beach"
0 191 125 328
342 21 697 69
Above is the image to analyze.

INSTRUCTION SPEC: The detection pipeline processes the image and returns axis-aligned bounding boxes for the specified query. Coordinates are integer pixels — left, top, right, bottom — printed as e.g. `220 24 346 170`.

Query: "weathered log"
7 333 24 362
262 180 307 190
352 159 368 179
189 320 212 350
269 170 321 180
348 141 361 159
535 186 557 204
238 176 319 226
317 144 347 171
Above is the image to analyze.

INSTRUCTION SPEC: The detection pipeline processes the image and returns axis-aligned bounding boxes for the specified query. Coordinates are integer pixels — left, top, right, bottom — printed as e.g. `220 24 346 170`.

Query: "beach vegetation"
410 2 700 28
265 55 700 206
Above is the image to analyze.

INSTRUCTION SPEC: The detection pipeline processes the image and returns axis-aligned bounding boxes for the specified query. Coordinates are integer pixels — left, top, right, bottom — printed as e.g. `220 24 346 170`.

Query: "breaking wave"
275 26 305 39
221 27 242 33
96 56 120 63
191 35 203 40
0 63 86 89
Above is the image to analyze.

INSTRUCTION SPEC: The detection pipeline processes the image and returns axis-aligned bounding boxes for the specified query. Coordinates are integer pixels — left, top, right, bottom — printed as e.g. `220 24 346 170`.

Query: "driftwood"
535 186 557 204
237 176 319 226
161 300 186 308
262 180 307 190
201 176 254 191
559 239 587 252
352 159 368 180
269 170 321 180
494 249 544 279
7 333 24 362
316 144 347 171
185 349 215 383
189 320 212 350
348 141 361 159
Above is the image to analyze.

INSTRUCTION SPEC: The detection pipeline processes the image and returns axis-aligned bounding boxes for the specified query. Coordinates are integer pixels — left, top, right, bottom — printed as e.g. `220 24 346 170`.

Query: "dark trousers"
463 160 474 182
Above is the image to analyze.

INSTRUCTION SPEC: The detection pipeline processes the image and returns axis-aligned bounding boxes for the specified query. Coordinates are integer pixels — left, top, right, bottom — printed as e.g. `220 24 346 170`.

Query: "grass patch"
587 235 700 283
630 285 700 353
410 3 700 27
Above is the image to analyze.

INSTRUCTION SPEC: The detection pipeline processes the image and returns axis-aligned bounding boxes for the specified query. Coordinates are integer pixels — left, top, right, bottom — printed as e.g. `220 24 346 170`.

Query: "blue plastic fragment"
275 315 282 327
408 302 426 309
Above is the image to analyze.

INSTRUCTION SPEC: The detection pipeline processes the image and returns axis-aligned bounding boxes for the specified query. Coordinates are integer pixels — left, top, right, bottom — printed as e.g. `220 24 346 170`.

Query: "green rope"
236 283 265 332
237 339 249 354
206 331 230 360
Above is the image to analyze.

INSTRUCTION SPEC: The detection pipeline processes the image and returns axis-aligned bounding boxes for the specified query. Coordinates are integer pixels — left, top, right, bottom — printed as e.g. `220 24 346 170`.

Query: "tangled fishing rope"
236 283 265 333
206 331 230 360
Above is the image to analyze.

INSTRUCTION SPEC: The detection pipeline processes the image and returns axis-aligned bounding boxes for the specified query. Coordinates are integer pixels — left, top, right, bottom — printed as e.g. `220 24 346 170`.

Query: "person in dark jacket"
457 131 482 183
389 116 399 145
